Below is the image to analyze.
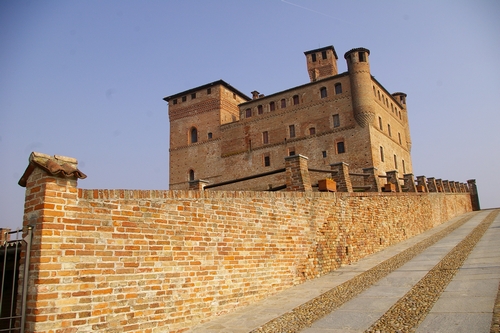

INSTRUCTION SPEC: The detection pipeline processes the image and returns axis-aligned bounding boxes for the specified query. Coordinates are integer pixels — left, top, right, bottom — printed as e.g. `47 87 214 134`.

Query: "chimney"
251 91 260 100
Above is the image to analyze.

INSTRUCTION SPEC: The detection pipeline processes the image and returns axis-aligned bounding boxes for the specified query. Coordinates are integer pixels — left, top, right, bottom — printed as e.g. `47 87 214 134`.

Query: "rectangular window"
337 141 345 154
281 99 286 108
264 154 270 167
293 95 299 105
309 127 316 135
335 83 342 94
258 105 263 114
245 108 252 118
262 131 269 144
358 51 366 62
322 51 327 60
172 99 177 105
398 132 402 145
289 125 296 138
379 117 383 130
182 96 187 102
207 88 211 94
333 114 340 128
388 124 392 137
288 149 296 156
380 146 384 162
322 151 327 158
191 93 196 99
394 155 398 169
270 102 275 111
402 160 406 173
207 132 213 139
320 87 327 98
311 53 317 62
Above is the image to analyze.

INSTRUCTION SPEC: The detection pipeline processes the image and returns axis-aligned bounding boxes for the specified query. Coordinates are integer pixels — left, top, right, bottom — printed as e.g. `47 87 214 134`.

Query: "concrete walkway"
189 210 500 333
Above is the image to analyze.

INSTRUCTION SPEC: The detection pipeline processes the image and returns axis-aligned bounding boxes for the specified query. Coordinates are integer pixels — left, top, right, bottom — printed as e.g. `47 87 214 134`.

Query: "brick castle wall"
22 164 472 332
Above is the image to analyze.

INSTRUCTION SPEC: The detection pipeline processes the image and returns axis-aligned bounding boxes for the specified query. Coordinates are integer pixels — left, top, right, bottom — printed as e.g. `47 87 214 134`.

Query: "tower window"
288 148 296 156
173 99 177 105
358 51 366 62
190 127 198 144
322 51 327 59
258 105 263 114
191 93 196 99
402 160 406 174
398 132 402 145
335 83 342 94
322 151 327 158
189 169 195 181
262 131 269 144
281 98 286 108
270 101 275 111
293 95 299 105
311 53 317 62
264 154 271 167
320 87 327 98
309 127 316 135
245 108 252 118
380 146 384 162
182 96 187 102
394 155 398 169
388 124 392 137
289 125 296 138
208 132 213 139
333 114 340 128
207 88 211 94
336 141 345 154
379 117 383 130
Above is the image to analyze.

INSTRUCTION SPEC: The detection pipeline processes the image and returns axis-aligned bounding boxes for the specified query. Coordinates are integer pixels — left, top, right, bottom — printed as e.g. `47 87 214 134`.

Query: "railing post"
427 177 438 192
403 173 417 192
467 179 480 211
330 162 353 192
362 167 381 192
285 155 312 191
416 176 429 192
385 170 402 192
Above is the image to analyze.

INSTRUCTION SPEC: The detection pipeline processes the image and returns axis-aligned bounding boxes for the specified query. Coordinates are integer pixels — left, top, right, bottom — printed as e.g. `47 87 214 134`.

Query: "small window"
379 117 383 130
289 125 296 138
207 88 211 94
257 105 263 114
377 91 381 100
293 95 299 105
391 103 394 112
322 151 327 158
190 127 198 144
398 133 402 144
182 96 187 102
333 114 340 128
373 86 376 96
322 51 327 59
358 51 366 62
191 93 196 99
233 93 236 99
189 169 195 181
245 108 252 118
208 132 213 139
399 111 402 119
335 83 342 95
264 154 271 167
173 99 177 105
311 53 317 62
337 141 345 154
262 131 269 144
270 101 275 111
309 127 316 135
402 160 406 174
394 155 398 169
380 146 384 162
320 87 327 99
388 124 392 137
281 99 286 108
288 148 296 156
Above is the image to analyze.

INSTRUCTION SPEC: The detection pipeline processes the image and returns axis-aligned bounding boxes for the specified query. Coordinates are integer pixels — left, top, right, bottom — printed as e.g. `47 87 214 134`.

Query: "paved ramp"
189 209 500 333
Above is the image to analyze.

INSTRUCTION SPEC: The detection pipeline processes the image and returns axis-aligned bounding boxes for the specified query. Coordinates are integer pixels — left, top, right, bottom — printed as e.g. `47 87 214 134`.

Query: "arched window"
281 98 286 108
320 87 327 98
190 127 198 144
335 83 342 94
189 169 195 181
293 95 299 105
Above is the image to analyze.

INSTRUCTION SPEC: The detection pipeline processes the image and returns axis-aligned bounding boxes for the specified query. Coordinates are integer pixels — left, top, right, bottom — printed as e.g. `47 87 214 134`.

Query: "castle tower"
392 92 412 152
304 46 338 82
344 48 374 128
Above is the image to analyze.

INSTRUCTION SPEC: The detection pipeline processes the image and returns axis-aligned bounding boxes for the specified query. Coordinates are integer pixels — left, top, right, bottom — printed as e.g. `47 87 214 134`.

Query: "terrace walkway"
189 209 500 333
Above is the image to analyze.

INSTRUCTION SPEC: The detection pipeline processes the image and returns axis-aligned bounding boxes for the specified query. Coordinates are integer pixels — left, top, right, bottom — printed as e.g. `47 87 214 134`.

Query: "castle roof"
163 79 251 102
304 45 338 60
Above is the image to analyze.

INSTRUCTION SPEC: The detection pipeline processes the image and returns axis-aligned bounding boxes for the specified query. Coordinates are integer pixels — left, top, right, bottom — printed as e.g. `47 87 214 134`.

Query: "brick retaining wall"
21 161 472 332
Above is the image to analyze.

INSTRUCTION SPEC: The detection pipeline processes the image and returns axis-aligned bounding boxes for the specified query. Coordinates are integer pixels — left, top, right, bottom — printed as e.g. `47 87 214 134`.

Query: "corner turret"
304 46 338 82
344 47 374 127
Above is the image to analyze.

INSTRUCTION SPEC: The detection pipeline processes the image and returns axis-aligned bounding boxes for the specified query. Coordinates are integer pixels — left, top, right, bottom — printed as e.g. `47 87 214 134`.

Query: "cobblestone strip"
250 213 478 333
366 209 499 333
492 278 500 333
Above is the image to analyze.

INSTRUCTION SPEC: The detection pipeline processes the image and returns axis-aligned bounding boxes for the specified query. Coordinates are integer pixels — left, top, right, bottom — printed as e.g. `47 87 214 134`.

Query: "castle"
164 45 413 190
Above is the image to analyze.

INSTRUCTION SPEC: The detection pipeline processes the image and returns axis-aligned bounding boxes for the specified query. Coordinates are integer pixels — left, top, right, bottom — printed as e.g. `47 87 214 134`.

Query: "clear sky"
1 1 499 230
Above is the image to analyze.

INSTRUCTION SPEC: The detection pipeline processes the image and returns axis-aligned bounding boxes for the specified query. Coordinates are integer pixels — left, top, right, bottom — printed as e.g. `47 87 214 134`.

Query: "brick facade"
19 153 473 332
165 45 413 190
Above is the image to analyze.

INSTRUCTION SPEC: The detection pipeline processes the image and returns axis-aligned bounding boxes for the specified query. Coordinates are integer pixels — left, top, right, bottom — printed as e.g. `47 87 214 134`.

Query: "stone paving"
188 209 500 333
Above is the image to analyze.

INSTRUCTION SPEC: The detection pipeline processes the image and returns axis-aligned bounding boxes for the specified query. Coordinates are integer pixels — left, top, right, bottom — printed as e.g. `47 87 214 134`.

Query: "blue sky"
1 1 499 229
